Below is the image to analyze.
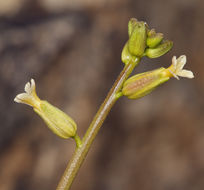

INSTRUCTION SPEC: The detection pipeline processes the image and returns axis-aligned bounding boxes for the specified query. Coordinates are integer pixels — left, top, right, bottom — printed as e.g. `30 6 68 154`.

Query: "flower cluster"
14 18 194 141
121 18 173 65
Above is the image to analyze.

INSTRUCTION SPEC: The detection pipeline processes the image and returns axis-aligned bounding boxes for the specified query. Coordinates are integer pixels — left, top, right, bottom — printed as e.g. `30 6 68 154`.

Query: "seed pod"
122 68 170 99
128 21 147 57
145 40 173 58
147 33 164 48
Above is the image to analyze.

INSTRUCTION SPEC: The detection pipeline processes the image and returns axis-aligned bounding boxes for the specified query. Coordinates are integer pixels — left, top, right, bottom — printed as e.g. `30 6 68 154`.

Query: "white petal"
14 97 21 103
24 82 31 94
172 56 177 67
14 78 40 108
176 55 186 71
30 79 36 92
15 93 28 101
14 93 28 104
177 69 194 78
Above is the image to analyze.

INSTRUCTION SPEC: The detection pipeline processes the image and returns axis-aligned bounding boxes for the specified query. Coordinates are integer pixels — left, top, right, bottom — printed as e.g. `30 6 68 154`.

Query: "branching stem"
56 59 140 190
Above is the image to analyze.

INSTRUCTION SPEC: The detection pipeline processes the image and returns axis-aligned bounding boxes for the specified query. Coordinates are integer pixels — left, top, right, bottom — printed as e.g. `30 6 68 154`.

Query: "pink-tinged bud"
122 68 170 99
122 55 194 99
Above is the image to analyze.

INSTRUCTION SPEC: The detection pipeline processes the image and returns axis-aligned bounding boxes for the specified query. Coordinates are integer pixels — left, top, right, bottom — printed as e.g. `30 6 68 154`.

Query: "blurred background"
0 0 204 189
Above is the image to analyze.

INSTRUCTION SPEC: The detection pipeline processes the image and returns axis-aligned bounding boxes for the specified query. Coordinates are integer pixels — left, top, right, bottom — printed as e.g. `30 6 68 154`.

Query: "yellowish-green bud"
122 55 194 99
128 20 147 57
147 32 164 48
128 18 138 37
121 42 138 65
145 40 173 58
122 68 169 99
14 79 77 139
147 29 156 37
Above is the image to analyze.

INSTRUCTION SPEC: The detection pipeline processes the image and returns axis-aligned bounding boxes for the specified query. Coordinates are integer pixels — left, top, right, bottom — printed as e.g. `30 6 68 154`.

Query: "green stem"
115 91 123 99
56 59 140 190
73 134 82 148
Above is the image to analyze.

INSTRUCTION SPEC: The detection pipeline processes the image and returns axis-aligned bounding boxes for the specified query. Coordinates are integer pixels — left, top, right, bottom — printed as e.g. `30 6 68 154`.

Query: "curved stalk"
56 59 140 190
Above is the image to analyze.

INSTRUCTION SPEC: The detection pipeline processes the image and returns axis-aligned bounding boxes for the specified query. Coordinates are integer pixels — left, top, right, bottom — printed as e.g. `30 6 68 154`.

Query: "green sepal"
145 40 173 58
34 101 77 139
128 21 147 57
121 41 138 65
122 68 170 99
147 29 156 37
128 18 138 37
147 33 164 48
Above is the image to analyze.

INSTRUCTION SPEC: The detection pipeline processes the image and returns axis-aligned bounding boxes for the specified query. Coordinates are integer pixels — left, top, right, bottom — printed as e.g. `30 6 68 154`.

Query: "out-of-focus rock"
40 0 126 12
0 0 26 16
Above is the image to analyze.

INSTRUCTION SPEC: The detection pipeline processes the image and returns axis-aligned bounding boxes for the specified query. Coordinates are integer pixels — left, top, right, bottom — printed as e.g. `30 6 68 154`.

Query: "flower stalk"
56 60 139 190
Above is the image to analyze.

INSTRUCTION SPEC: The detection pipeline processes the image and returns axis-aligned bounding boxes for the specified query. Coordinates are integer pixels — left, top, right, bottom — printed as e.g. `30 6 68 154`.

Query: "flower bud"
121 42 138 65
122 55 194 100
128 18 138 37
147 29 156 37
128 20 147 57
14 79 77 139
147 32 164 48
122 68 169 99
145 40 173 58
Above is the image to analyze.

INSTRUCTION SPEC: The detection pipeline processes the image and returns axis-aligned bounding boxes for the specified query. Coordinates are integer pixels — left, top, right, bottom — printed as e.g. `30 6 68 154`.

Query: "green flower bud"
147 29 156 37
147 32 164 48
145 40 173 58
122 68 170 99
128 18 138 37
128 20 147 57
121 42 138 65
14 79 77 139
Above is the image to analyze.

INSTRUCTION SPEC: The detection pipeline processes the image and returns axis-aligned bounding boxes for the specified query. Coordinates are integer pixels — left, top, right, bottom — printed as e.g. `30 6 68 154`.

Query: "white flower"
167 55 194 80
14 79 77 139
14 79 41 109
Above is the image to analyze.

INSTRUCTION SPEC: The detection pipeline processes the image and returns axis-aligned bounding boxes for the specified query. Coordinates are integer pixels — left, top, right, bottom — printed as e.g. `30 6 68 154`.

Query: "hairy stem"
56 59 139 190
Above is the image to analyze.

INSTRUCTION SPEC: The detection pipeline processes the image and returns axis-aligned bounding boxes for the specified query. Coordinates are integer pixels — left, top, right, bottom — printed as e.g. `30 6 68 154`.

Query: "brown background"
0 0 204 189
